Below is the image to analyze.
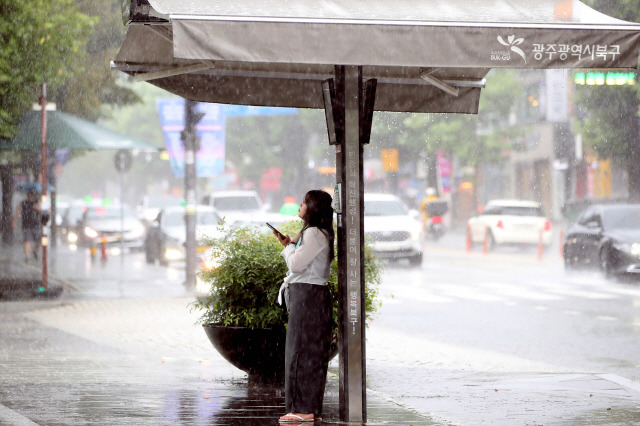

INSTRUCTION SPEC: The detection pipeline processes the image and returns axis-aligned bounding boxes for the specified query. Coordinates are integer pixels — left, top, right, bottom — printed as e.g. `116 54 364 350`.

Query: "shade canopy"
1 110 157 151
112 0 640 114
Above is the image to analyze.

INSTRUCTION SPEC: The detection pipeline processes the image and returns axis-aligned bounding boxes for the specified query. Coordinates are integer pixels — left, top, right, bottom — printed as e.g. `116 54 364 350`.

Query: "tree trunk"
0 166 14 245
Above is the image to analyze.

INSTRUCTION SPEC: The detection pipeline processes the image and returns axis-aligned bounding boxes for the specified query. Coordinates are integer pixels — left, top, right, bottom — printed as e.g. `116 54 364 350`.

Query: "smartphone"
266 222 284 238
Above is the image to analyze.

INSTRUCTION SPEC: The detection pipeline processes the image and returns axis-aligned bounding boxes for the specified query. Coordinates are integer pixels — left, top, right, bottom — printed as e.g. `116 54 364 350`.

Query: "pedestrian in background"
12 189 42 262
274 189 334 424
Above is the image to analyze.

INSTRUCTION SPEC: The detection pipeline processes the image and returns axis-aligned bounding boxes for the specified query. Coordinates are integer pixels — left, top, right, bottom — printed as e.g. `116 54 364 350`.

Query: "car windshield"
602 207 640 229
485 206 543 216
213 197 260 211
365 200 407 216
164 210 221 227
86 206 135 220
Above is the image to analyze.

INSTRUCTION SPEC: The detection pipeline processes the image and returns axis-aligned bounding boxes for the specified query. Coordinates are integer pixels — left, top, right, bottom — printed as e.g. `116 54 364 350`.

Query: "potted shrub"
192 220 383 383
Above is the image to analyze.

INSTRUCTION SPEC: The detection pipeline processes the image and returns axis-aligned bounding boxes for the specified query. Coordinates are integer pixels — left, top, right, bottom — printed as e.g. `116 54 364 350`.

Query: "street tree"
576 0 640 201
0 0 94 139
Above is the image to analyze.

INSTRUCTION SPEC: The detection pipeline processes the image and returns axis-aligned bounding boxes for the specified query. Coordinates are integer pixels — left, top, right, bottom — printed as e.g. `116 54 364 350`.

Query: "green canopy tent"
0 109 157 247
0 110 157 151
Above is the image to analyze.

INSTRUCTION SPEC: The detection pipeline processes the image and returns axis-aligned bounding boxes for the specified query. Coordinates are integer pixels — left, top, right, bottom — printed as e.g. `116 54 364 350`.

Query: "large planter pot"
203 324 286 383
203 324 339 384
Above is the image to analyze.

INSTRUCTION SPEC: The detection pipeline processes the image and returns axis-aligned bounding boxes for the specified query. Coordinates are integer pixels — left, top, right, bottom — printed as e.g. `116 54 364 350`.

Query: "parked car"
201 190 265 226
78 204 146 251
145 205 223 265
563 204 640 277
467 199 552 250
364 193 423 266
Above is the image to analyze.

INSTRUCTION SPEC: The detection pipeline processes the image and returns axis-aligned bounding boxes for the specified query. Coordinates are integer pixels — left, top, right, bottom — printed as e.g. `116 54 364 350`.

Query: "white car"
145 205 224 264
201 190 266 226
467 199 552 250
364 193 423 266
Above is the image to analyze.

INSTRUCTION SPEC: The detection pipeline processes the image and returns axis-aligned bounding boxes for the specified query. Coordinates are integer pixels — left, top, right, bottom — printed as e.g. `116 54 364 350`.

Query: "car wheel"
563 250 576 270
486 231 496 251
409 254 423 267
599 247 613 278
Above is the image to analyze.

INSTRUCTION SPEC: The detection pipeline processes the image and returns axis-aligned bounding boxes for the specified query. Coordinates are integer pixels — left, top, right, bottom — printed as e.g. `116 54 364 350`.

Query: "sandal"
279 413 314 423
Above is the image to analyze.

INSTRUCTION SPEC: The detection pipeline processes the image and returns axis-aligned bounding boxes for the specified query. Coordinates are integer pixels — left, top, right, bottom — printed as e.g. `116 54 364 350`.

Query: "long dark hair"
300 189 335 260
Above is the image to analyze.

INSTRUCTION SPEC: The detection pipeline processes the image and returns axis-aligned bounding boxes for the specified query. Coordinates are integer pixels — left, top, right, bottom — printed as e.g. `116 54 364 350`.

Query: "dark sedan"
563 204 640 278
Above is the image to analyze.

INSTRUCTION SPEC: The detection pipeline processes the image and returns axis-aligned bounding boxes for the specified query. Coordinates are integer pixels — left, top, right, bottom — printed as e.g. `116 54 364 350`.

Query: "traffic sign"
114 149 132 172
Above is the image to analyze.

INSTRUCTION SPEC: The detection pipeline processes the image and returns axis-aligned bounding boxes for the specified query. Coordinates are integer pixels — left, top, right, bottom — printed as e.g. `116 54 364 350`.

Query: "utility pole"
39 83 48 290
181 99 204 289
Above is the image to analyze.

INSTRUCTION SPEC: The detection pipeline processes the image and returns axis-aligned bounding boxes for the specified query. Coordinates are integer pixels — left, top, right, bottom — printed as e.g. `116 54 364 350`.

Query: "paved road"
366 231 640 424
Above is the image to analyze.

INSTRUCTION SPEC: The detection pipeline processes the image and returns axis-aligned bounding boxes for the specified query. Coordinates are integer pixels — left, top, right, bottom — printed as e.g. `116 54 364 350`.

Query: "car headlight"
67 231 78 243
613 242 640 256
164 247 184 261
84 226 98 239
202 256 220 271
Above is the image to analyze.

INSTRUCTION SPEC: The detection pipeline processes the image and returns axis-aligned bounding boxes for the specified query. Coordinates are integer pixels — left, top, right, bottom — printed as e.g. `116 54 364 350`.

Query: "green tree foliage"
51 0 140 121
398 69 523 167
0 0 94 139
575 0 640 201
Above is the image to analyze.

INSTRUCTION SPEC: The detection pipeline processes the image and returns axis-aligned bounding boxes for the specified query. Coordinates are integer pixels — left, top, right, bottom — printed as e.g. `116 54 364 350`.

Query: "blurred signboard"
381 149 398 172
437 150 452 193
157 99 297 177
224 105 298 116
157 98 225 178
545 69 569 122
574 70 636 86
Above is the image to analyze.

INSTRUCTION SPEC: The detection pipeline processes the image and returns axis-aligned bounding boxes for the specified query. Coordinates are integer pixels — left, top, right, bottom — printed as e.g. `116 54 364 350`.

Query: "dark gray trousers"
285 282 331 416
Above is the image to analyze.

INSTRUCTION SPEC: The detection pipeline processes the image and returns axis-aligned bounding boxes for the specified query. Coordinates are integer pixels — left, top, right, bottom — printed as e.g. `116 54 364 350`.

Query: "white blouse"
281 227 331 286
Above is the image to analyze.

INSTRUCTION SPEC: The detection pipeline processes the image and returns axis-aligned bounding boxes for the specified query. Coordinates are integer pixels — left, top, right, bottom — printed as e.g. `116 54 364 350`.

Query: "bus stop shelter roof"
112 0 640 113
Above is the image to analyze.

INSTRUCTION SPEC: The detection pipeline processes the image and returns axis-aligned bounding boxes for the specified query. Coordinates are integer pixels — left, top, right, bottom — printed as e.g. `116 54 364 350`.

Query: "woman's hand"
275 231 291 246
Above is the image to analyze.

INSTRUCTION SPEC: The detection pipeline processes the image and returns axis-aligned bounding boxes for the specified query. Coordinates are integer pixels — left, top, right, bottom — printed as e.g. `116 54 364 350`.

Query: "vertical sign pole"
341 65 366 422
39 83 48 290
183 99 198 290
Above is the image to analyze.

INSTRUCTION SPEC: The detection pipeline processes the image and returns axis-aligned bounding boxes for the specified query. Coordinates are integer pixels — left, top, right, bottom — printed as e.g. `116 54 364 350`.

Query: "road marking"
596 315 618 322
0 403 39 426
596 374 640 395
479 282 562 301
546 287 618 300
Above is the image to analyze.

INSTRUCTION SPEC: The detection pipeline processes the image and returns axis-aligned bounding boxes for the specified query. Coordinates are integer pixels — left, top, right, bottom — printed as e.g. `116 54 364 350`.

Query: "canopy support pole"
325 65 376 423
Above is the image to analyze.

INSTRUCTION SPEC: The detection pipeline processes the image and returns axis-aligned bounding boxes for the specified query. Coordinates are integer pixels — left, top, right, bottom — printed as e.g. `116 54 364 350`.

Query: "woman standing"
274 190 334 424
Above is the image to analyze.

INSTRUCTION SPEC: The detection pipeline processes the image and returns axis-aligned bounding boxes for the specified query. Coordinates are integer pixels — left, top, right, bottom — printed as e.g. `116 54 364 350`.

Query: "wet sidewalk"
0 245 435 425
0 297 435 426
